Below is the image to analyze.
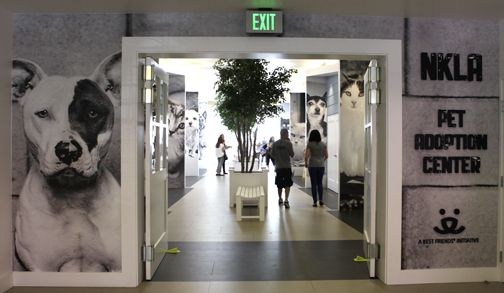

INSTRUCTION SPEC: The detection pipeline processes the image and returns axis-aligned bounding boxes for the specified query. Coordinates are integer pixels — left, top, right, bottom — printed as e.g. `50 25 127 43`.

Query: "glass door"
143 57 169 280
363 59 379 278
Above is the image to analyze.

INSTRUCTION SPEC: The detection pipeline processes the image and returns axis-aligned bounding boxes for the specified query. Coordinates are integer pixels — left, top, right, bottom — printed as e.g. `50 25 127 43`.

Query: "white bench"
235 185 265 221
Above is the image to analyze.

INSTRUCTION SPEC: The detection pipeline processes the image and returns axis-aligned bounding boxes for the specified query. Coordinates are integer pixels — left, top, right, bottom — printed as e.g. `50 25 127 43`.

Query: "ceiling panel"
1 0 503 19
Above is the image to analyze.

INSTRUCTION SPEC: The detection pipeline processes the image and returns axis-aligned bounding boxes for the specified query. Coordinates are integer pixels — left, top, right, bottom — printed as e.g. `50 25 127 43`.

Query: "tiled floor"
7 170 504 292
167 170 361 242
8 280 504 293
152 241 369 281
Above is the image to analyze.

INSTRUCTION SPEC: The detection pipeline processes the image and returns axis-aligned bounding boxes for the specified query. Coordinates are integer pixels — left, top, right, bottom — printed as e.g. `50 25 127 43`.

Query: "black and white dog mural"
306 94 328 142
198 101 208 160
339 60 368 208
185 92 199 158
289 93 306 167
11 53 122 272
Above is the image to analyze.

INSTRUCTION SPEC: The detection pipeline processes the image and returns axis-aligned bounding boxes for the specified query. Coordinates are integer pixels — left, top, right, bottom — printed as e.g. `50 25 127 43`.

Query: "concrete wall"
0 7 12 293
8 12 502 285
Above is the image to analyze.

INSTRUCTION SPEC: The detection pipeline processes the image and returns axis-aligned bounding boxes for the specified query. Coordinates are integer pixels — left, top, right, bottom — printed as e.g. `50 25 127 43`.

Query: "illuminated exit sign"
246 10 283 35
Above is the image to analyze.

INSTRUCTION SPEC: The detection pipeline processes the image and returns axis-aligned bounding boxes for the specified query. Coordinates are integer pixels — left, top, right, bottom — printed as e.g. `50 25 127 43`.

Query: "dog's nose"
315 107 320 114
55 140 83 165
189 122 192 127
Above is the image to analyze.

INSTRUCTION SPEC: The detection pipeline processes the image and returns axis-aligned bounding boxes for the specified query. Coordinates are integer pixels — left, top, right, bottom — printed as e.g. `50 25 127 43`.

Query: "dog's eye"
345 91 351 96
308 101 314 106
35 110 49 119
320 102 326 107
105 81 115 92
358 92 364 97
178 123 185 130
291 134 296 137
88 109 99 119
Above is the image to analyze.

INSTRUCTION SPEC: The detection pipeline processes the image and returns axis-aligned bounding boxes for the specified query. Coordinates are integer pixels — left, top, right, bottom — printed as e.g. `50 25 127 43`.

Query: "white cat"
185 109 199 158
290 122 306 167
339 73 365 177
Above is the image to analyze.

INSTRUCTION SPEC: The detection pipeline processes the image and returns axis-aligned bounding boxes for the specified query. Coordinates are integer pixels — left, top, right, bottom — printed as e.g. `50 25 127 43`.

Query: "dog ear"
91 52 121 107
201 111 207 119
11 59 46 105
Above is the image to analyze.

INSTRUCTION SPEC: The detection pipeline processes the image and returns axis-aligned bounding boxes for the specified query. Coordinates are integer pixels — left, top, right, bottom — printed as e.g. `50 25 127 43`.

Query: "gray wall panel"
13 14 126 76
402 186 498 269
284 15 403 39
132 13 245 36
0 8 12 291
406 18 499 97
131 13 404 40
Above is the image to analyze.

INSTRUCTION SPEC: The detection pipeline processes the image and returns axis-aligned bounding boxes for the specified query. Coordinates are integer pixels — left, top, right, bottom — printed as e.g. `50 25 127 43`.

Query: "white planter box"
229 167 268 208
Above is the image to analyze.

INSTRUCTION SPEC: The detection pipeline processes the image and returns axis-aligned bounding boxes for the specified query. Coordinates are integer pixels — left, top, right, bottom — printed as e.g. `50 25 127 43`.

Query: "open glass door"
363 59 379 278
143 57 169 280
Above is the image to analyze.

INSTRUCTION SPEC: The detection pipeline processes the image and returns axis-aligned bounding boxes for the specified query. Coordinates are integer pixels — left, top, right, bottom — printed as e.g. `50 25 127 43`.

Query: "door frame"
500 20 504 282
122 36 401 284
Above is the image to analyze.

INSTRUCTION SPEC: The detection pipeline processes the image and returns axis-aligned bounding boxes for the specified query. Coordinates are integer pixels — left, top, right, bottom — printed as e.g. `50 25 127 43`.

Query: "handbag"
224 153 228 160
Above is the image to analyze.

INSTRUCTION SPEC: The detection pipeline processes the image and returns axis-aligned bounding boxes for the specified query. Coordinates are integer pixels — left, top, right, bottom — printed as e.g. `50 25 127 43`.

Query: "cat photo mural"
339 71 365 179
339 60 368 203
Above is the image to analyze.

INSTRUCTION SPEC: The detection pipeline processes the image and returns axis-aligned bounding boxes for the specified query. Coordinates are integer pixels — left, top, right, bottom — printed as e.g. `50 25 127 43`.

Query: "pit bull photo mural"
11 53 122 272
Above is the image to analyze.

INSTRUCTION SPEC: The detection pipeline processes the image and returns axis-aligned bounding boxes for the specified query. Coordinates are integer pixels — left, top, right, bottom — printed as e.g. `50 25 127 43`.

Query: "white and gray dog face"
290 122 306 161
12 53 121 188
185 109 199 131
307 94 327 125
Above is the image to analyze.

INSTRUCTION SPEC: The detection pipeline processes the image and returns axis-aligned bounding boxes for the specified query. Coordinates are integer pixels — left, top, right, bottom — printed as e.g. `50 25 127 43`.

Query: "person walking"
304 130 328 207
270 129 294 208
265 136 275 167
215 135 226 176
220 134 231 174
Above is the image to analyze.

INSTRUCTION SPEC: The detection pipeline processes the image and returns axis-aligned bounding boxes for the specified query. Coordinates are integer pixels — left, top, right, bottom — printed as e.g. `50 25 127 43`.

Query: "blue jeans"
308 167 324 203
216 156 225 174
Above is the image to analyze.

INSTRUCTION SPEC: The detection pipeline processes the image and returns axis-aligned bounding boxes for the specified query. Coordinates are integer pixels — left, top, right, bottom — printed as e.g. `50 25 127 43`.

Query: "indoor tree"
213 58 296 173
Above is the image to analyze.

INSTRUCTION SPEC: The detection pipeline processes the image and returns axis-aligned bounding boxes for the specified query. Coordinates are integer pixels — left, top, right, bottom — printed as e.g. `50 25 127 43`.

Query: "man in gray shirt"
270 128 294 208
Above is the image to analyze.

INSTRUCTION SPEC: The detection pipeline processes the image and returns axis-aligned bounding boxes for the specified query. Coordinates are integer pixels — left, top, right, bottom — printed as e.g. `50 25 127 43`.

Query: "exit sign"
246 10 283 34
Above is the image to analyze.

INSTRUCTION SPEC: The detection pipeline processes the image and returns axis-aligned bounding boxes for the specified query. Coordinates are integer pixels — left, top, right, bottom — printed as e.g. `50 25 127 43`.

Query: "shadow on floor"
168 188 193 207
172 169 208 207
152 241 368 281
292 176 304 187
299 188 363 233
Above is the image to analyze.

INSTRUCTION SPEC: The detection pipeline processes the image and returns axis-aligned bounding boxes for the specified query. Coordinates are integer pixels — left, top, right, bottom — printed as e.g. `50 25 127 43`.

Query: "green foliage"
213 59 296 172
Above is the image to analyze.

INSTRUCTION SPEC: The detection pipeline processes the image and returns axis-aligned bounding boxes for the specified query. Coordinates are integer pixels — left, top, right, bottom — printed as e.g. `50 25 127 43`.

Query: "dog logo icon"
433 208 466 235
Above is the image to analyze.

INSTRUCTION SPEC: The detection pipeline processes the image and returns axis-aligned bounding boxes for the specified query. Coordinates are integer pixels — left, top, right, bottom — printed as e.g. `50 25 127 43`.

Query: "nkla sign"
246 10 283 35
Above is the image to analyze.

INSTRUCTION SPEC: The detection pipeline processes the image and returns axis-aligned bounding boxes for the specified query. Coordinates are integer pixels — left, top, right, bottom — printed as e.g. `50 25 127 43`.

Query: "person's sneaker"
319 201 324 206
278 198 284 205
284 201 290 209
312 203 317 207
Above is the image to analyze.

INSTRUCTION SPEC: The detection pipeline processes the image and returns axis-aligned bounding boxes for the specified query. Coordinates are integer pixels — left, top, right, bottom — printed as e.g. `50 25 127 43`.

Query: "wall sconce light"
144 87 152 104
143 59 154 104
144 63 154 82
